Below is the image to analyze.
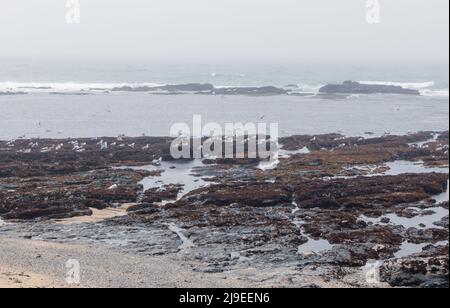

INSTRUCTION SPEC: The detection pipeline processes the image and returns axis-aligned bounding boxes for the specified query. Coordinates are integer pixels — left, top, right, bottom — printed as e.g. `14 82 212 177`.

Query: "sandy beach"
0 237 253 288
2 236 388 288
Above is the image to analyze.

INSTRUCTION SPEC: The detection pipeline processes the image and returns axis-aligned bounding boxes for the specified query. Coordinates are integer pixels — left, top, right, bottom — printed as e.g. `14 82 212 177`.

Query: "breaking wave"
359 81 435 89
359 81 448 97
0 82 165 94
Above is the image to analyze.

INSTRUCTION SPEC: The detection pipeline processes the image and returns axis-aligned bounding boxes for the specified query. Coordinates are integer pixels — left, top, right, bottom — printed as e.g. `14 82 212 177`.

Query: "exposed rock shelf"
1 131 448 287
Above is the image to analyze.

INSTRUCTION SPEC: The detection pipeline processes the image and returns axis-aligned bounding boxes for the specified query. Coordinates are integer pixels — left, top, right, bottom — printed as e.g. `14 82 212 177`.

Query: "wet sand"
0 265 59 288
55 204 134 225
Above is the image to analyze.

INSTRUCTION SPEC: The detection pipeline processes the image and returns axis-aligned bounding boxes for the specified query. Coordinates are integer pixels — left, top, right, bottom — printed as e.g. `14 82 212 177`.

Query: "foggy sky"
0 0 448 65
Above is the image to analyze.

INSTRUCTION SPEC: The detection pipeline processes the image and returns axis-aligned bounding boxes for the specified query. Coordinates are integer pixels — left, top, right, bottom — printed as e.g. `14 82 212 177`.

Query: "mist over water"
1 0 448 140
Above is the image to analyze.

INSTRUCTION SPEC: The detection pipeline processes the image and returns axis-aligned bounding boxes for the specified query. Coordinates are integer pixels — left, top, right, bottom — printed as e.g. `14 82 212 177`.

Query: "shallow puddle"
362 181 449 259
395 241 448 259
361 206 448 230
258 146 310 171
166 223 195 252
360 180 449 232
297 238 334 256
383 160 448 176
291 202 334 256
124 159 213 200
433 180 449 203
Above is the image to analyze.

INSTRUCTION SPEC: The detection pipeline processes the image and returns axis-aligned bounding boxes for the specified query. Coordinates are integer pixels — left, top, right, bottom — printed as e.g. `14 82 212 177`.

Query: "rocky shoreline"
1 131 448 288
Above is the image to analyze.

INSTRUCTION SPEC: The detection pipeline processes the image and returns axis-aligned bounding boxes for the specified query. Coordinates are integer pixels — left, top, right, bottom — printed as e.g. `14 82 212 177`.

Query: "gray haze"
0 0 448 65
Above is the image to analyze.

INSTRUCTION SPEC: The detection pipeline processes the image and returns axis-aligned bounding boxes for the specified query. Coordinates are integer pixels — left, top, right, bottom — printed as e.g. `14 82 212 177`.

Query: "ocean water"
1 62 448 96
1 93 448 140
0 63 448 140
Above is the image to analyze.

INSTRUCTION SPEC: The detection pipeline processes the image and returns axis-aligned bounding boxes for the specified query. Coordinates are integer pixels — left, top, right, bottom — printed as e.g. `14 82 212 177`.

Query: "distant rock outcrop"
0 91 28 96
112 83 215 93
211 86 288 96
319 81 420 95
111 83 289 96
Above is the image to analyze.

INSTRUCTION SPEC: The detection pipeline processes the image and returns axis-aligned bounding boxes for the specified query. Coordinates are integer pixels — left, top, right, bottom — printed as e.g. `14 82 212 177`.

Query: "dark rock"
380 256 449 288
1 132 448 288
179 183 292 207
319 81 420 95
434 216 449 228
211 86 288 96
0 91 28 96
111 83 214 93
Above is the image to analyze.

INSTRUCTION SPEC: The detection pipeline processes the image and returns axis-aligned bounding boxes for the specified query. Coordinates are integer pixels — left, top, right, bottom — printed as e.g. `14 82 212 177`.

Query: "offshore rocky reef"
107 81 420 96
319 81 421 95
0 131 448 288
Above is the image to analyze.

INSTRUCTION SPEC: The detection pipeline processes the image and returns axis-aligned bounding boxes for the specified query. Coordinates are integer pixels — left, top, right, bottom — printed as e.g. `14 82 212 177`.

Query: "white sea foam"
419 89 449 97
0 81 165 94
296 82 325 93
359 81 436 89
359 80 448 97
